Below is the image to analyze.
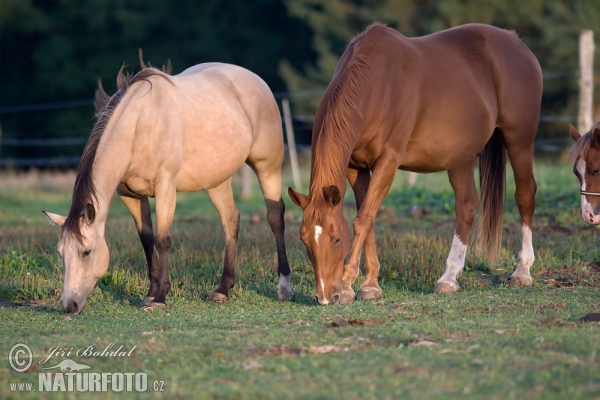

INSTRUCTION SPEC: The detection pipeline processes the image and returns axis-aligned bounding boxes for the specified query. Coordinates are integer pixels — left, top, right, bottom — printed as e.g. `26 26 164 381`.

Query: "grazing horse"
289 23 542 305
569 123 600 224
44 63 294 313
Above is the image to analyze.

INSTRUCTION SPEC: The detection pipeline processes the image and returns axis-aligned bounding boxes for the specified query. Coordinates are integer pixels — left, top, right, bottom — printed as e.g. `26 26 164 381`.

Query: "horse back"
320 23 542 172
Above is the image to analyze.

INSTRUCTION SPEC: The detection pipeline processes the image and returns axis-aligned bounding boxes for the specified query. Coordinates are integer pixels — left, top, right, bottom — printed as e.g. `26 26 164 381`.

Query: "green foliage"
282 0 600 136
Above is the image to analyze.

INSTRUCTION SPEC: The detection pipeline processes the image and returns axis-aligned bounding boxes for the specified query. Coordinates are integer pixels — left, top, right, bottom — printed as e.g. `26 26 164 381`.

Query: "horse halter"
580 190 600 197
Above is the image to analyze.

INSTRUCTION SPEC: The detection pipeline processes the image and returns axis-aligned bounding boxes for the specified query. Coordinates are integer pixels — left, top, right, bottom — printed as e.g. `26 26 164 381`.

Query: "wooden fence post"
578 30 595 133
282 98 301 190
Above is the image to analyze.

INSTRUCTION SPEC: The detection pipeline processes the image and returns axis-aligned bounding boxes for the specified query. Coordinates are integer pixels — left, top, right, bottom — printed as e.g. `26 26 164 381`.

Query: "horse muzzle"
62 294 87 314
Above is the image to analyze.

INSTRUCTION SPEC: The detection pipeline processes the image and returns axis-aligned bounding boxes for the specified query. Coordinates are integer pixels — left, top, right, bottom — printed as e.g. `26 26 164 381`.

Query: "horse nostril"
313 295 319 303
331 294 340 304
64 300 79 314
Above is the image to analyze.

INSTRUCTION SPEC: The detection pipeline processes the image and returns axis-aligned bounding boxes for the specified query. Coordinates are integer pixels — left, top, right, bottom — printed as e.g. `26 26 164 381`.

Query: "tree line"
1 0 599 165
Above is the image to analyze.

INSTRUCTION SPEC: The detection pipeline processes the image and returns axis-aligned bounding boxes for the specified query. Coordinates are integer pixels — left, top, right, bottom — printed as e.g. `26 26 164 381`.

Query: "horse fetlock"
434 280 460 294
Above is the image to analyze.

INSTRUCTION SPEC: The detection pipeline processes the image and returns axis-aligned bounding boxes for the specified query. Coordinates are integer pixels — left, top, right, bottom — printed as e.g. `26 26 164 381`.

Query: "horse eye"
332 237 341 245
593 169 600 177
82 250 91 257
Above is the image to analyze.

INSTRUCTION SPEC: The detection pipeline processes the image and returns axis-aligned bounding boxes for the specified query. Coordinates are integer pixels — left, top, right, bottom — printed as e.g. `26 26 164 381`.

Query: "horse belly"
174 135 250 192
401 128 491 172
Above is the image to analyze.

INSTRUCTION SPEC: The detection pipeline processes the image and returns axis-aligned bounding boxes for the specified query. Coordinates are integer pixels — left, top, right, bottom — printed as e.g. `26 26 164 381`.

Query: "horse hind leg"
117 191 159 307
247 159 294 301
435 161 479 294
206 179 241 303
503 134 537 287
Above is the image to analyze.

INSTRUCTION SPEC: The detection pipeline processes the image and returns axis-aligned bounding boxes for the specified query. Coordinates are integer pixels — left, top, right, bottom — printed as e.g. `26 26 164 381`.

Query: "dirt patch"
580 313 600 322
0 299 54 308
538 263 600 287
327 318 385 328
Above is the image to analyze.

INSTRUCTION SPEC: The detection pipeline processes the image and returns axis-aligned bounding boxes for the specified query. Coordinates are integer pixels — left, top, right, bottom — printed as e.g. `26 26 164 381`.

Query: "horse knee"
155 235 171 253
353 213 374 235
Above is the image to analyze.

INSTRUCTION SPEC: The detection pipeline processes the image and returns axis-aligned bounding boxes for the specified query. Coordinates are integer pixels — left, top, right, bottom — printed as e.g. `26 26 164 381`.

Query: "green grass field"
1 159 599 399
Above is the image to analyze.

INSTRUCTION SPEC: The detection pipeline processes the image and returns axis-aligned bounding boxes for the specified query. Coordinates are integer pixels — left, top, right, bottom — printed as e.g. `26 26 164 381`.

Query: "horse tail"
474 128 506 264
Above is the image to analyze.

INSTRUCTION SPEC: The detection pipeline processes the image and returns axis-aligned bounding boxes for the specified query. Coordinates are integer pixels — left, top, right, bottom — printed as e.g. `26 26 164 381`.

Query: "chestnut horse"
569 122 600 224
289 23 542 304
44 63 294 313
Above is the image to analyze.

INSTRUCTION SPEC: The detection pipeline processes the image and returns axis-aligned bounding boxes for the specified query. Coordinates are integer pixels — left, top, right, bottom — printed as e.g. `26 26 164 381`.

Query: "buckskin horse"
569 122 600 224
289 23 542 304
44 63 294 313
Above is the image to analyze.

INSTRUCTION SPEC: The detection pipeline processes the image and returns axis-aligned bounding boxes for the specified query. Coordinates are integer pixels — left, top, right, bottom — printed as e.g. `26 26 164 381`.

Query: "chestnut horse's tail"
474 129 506 264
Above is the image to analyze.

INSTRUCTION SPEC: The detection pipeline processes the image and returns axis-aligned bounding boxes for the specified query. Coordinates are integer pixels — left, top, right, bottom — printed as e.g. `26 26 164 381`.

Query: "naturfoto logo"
8 343 165 393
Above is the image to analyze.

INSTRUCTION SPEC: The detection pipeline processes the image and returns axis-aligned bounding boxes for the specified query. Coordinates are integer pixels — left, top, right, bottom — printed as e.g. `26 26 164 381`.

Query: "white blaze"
314 225 323 245
577 158 599 223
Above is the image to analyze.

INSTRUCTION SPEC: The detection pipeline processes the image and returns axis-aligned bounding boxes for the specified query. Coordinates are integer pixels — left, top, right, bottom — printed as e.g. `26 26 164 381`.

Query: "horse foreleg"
150 181 176 309
206 179 240 303
435 161 479 294
506 147 536 287
341 154 398 303
346 167 382 300
117 191 159 306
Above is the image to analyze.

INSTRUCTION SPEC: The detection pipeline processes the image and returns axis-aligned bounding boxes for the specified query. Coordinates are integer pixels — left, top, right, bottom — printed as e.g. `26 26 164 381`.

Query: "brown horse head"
289 186 351 304
570 123 600 224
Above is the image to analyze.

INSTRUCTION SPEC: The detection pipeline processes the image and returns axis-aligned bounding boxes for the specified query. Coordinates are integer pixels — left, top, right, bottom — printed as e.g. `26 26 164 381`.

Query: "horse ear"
164 59 172 75
593 126 600 143
138 48 147 70
288 187 309 210
116 64 127 89
322 185 342 208
84 204 96 225
569 124 581 141
94 79 110 112
43 211 66 227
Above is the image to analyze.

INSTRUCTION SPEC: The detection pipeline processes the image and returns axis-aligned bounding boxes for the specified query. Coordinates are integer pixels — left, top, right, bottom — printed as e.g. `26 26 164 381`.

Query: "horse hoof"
207 292 229 303
149 302 167 310
509 275 533 287
435 281 459 294
276 287 295 302
142 296 155 306
339 289 356 304
357 286 383 300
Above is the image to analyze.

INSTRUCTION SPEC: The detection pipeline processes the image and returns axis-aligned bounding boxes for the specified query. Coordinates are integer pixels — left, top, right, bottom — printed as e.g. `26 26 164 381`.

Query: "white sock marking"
314 225 323 245
514 224 534 277
577 158 599 222
437 234 467 284
278 273 292 292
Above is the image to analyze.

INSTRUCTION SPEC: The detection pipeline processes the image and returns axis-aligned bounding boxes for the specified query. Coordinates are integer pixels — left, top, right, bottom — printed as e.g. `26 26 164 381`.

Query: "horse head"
43 204 109 313
288 186 351 305
570 123 600 224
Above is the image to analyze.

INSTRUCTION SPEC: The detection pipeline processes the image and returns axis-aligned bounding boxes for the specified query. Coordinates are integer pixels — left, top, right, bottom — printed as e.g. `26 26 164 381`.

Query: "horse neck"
89 109 136 223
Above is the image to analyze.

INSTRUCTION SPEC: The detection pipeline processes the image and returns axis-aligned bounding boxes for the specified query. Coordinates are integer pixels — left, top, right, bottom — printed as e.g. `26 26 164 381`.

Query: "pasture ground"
1 159 599 399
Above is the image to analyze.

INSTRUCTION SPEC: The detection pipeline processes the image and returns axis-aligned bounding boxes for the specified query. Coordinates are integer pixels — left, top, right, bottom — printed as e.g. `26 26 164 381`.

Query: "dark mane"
64 68 174 242
305 24 378 221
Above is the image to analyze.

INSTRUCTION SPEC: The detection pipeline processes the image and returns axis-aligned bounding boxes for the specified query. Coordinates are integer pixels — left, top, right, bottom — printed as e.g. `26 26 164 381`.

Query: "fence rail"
0 66 597 168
